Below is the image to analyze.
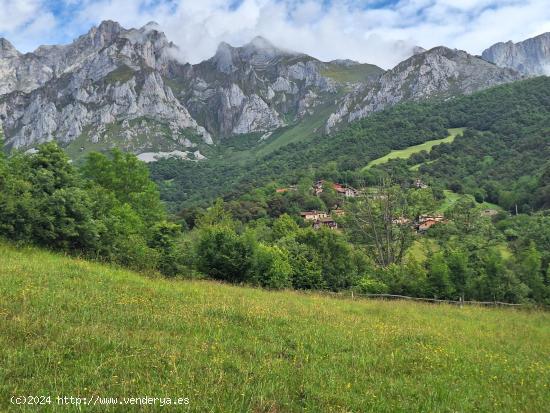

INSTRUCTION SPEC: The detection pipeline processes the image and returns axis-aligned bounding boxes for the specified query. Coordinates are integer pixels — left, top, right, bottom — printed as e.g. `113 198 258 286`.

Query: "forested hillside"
150 77 550 212
377 78 550 212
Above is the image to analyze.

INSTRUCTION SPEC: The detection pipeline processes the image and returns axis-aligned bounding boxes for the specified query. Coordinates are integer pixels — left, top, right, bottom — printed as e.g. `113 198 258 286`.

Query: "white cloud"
1 0 550 69
0 0 58 51
0 0 42 31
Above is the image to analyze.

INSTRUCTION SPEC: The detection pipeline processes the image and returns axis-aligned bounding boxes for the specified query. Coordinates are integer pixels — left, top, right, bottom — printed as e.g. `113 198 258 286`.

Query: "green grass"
104 65 135 85
437 190 504 214
1 242 549 412
438 190 463 212
365 128 465 170
320 63 384 84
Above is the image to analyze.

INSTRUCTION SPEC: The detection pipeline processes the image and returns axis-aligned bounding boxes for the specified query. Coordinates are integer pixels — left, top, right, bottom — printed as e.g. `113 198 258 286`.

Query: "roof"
332 183 357 193
300 210 325 216
418 220 439 230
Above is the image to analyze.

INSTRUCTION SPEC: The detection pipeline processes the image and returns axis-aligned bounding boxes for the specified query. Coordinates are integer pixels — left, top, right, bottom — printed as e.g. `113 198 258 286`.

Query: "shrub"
148 222 184 277
249 244 292 289
355 277 389 294
427 252 455 299
195 226 254 283
278 238 325 290
295 228 363 290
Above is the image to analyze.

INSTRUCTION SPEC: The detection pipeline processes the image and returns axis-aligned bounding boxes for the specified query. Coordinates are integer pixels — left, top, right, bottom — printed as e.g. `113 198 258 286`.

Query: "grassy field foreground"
0 243 549 412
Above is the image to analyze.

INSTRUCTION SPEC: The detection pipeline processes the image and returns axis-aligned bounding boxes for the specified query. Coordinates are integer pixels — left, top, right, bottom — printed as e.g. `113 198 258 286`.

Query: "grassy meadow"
1 242 549 412
436 190 503 213
365 128 465 170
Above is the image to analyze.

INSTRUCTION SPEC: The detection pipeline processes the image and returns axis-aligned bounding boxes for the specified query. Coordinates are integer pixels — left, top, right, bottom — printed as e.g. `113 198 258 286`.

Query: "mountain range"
0 21 548 159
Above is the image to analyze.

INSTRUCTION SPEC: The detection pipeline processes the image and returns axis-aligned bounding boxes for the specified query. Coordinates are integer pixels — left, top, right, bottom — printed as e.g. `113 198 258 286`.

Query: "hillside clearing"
320 63 384 84
364 127 465 170
0 242 549 412
437 190 503 213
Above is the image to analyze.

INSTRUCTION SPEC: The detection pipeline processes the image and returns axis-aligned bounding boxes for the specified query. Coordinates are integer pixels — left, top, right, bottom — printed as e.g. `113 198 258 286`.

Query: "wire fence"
297 289 549 310
351 293 525 307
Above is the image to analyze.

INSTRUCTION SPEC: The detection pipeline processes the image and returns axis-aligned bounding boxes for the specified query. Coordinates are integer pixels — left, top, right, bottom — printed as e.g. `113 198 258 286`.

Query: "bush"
112 234 160 273
375 261 428 297
295 228 364 291
427 252 455 299
278 238 325 290
195 226 254 283
355 277 389 294
148 222 184 277
249 244 292 289
272 214 299 240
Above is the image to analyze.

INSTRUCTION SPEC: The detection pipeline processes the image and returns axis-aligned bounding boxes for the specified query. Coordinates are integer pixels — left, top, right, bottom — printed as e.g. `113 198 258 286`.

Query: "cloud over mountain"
1 0 550 69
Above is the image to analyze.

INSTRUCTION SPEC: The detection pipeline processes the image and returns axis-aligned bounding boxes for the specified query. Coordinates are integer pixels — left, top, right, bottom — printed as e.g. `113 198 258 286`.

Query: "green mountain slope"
150 77 550 212
376 77 550 211
1 242 549 412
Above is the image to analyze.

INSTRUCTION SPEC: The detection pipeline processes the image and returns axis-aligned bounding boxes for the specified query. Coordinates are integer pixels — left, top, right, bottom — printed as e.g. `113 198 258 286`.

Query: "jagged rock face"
326 47 523 132
0 21 537 156
0 26 370 153
0 38 53 95
482 33 550 76
0 21 211 153
167 37 343 137
0 20 175 95
0 68 211 150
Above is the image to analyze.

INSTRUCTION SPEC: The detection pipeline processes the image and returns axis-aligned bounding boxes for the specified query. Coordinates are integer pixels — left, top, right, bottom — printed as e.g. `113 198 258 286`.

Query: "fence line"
297 289 548 309
351 293 525 307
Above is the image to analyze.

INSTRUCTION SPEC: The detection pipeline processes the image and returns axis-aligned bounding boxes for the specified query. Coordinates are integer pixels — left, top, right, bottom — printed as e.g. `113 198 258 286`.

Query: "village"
276 179 451 233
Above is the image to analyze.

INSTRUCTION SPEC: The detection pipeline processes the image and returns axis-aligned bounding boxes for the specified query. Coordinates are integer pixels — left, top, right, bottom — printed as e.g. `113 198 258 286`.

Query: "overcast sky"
1 0 549 68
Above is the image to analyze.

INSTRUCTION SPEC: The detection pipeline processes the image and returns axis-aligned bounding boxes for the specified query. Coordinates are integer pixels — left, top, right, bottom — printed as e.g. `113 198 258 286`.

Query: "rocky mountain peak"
242 36 296 60
142 21 162 31
212 36 298 73
97 20 124 36
414 46 460 60
325 45 523 132
212 41 238 73
122 21 170 44
482 32 550 75
1 21 544 159
0 38 51 95
0 20 213 153
0 38 20 58
83 20 124 48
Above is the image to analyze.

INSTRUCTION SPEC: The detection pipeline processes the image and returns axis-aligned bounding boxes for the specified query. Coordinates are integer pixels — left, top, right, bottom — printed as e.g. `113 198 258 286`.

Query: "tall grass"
1 242 548 412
